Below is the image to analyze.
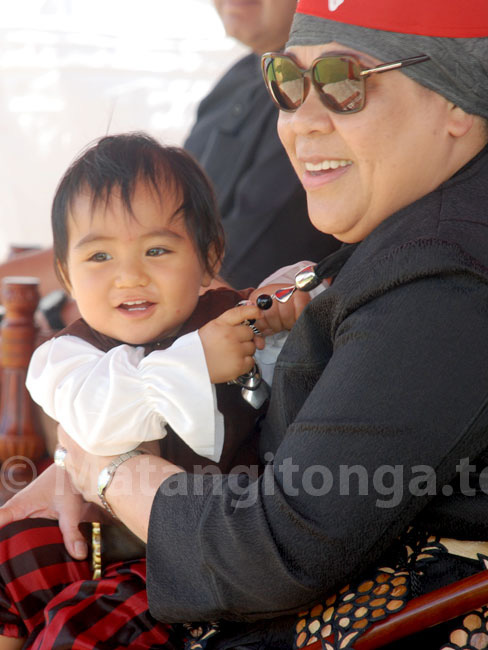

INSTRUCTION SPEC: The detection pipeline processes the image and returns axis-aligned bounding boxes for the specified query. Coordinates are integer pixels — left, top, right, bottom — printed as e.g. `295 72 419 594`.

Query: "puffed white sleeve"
26 332 223 460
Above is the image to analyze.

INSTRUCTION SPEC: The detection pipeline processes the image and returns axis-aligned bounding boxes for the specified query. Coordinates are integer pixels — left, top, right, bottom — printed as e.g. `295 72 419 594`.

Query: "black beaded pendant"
256 294 273 310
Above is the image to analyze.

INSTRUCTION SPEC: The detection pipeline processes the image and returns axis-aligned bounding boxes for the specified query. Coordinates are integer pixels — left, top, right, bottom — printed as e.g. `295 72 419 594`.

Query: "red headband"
296 0 488 37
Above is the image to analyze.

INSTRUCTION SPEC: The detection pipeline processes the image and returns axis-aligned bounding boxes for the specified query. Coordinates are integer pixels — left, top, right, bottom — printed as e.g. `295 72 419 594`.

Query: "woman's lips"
305 160 352 172
301 159 353 190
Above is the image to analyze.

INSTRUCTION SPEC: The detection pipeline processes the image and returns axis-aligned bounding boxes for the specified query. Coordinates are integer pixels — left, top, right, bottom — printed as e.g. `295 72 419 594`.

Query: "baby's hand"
249 283 311 334
198 303 264 384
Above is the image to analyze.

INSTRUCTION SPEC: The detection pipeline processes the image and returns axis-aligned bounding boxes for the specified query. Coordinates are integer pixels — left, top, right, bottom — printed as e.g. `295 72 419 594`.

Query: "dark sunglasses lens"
263 56 304 111
313 57 364 113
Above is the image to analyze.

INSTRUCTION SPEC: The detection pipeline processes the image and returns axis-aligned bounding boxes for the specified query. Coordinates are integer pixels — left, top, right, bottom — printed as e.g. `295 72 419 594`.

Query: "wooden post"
0 277 46 495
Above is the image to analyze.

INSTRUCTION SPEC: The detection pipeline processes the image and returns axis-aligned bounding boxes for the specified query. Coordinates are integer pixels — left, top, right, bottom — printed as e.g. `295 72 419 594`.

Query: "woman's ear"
201 244 223 287
447 103 476 138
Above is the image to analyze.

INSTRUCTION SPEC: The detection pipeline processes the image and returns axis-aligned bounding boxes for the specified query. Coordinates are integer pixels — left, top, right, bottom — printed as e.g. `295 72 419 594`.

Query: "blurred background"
0 0 245 259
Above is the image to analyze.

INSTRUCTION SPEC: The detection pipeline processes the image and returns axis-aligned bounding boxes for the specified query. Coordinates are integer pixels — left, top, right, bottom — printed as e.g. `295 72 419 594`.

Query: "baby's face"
62 181 211 344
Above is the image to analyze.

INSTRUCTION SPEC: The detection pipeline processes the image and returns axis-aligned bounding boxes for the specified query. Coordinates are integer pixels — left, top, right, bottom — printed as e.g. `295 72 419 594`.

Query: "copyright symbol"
1 456 37 493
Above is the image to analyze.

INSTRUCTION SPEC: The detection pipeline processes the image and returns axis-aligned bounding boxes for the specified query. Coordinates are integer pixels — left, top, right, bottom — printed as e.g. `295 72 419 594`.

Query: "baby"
26 132 309 474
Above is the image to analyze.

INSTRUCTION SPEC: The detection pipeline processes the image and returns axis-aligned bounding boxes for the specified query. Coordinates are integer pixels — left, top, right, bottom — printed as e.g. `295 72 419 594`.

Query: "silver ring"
54 446 67 469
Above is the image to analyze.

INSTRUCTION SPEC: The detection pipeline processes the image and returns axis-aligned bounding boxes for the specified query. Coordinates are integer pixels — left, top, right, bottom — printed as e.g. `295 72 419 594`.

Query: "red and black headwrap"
287 0 488 118
294 0 488 37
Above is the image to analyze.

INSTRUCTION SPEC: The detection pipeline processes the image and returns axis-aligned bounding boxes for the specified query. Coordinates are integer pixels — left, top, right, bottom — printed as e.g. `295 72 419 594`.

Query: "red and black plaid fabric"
0 518 179 649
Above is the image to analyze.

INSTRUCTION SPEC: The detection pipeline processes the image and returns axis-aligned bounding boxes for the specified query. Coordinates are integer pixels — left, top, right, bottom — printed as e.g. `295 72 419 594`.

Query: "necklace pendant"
294 265 321 291
273 285 297 303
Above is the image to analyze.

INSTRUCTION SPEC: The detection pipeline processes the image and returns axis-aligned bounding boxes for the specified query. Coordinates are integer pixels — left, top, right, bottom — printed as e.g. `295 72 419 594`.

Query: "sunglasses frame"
261 51 431 114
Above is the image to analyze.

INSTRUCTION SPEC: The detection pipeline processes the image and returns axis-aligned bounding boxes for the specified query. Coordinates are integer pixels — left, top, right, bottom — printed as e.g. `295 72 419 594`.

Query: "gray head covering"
287 13 488 119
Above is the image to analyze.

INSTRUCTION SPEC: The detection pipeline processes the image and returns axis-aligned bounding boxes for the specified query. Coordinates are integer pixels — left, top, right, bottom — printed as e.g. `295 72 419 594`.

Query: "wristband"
97 450 147 518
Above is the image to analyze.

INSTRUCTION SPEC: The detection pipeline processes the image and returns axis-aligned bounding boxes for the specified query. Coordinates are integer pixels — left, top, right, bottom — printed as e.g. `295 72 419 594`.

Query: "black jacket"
148 147 488 624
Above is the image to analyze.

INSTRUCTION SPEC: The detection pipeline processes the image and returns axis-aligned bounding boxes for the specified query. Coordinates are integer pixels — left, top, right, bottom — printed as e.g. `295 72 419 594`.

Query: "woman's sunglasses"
261 52 430 114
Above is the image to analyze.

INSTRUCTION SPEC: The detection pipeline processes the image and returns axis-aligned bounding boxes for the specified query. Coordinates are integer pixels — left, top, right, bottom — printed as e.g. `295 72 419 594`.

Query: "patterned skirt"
0 517 180 649
184 529 488 650
291 529 488 650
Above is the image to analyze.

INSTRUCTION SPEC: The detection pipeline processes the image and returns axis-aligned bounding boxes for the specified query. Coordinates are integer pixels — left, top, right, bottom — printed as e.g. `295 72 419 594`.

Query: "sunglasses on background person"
261 52 430 114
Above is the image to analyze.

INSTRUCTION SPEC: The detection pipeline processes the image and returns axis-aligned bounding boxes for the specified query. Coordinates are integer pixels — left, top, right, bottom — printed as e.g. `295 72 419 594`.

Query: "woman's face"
278 43 456 242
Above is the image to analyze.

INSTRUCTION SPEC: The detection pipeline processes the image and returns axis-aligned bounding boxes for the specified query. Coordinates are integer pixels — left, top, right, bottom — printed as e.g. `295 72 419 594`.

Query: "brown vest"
58 288 263 473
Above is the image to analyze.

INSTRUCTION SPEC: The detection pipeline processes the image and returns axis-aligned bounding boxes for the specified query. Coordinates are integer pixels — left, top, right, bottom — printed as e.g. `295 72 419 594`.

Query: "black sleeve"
146 272 488 623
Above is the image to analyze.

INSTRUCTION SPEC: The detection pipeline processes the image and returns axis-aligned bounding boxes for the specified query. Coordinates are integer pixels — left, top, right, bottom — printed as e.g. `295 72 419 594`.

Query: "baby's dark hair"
52 132 224 282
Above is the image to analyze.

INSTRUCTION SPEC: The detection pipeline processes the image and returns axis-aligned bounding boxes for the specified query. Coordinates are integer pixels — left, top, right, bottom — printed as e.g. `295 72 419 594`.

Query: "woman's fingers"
58 510 89 560
0 498 25 529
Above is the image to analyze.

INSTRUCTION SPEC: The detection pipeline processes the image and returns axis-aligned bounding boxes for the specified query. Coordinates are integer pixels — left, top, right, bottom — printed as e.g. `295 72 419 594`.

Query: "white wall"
0 0 245 258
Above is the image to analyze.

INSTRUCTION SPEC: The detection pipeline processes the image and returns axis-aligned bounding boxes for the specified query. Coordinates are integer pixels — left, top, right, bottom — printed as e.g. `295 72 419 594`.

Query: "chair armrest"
305 570 488 649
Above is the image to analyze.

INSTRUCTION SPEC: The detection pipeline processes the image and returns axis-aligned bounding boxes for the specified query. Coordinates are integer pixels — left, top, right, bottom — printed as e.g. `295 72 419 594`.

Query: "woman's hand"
57 426 118 504
250 283 311 333
0 463 98 560
58 426 183 542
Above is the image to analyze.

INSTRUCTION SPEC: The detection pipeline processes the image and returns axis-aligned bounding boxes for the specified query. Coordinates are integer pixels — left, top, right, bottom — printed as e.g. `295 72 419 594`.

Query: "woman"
1 0 488 648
